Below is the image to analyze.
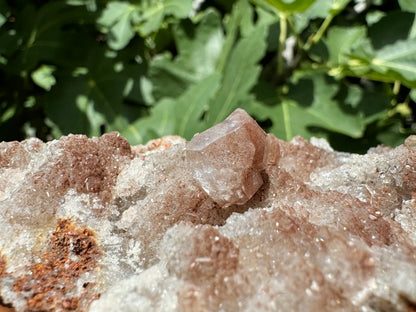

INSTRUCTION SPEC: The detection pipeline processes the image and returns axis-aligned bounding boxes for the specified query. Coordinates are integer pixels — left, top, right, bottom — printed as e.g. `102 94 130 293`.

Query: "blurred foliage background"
0 0 415 153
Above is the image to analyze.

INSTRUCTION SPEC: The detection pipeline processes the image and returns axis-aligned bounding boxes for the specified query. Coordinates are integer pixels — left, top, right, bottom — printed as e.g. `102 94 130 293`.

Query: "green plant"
0 0 414 152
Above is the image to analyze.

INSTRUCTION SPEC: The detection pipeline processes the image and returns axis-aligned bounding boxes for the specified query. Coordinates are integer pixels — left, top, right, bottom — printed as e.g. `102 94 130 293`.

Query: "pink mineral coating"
1 109 416 311
186 108 267 207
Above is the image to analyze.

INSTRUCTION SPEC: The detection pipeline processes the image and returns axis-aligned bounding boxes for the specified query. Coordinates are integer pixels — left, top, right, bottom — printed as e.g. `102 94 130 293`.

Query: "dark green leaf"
38 44 146 137
368 11 414 49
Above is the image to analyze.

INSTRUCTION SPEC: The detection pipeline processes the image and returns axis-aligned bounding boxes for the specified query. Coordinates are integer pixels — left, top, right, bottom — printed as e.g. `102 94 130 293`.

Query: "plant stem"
278 14 287 76
286 16 304 48
393 80 401 95
304 13 335 51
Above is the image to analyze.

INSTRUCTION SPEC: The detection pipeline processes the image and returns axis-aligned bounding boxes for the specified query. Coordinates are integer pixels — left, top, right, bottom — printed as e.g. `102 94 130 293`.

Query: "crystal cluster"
0 110 416 312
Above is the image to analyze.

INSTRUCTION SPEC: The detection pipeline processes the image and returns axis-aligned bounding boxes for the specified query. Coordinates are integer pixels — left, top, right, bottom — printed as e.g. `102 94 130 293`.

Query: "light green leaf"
411 88 416 102
291 0 352 34
31 65 56 91
1 106 16 123
138 0 193 36
174 73 221 139
149 9 224 101
325 26 366 64
259 0 315 13
206 24 269 126
66 0 97 11
399 0 416 12
97 2 140 50
298 0 351 19
121 73 221 144
0 14 6 28
0 2 9 27
370 39 416 82
174 9 224 80
216 0 253 73
121 98 174 144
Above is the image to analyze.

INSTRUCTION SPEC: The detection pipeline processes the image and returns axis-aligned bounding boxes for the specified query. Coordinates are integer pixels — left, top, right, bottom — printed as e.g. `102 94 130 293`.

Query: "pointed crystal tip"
186 109 267 207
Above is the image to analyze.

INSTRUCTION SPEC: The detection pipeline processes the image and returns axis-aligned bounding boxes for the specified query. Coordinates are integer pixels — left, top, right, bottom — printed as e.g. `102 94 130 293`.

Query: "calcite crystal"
1 109 416 312
186 108 267 207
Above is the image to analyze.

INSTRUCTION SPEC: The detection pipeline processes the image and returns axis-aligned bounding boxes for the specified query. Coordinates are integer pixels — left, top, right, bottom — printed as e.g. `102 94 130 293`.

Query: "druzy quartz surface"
0 109 416 311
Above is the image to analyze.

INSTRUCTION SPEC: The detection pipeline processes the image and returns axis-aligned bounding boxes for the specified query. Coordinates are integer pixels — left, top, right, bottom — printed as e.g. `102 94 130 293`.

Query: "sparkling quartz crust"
185 108 267 207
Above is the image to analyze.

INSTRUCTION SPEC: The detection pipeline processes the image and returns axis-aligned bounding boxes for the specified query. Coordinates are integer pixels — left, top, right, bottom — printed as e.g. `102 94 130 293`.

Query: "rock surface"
0 109 416 311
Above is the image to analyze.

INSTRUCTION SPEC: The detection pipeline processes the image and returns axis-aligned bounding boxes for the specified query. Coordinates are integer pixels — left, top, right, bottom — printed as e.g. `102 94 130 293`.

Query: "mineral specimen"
0 109 416 312
186 108 267 207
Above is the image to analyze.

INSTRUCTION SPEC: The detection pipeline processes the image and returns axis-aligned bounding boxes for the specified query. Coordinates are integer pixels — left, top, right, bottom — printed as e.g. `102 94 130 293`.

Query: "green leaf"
174 10 224 80
1 106 16 123
97 2 140 50
346 38 416 88
368 11 414 49
97 0 193 49
66 0 97 11
298 0 351 19
205 24 269 126
173 73 221 139
149 9 224 101
38 44 147 137
399 0 416 12
249 73 389 140
0 14 6 28
324 26 366 64
291 0 352 33
259 0 316 13
0 2 94 73
121 73 221 144
0 2 9 27
371 39 416 83
31 65 56 91
137 0 193 36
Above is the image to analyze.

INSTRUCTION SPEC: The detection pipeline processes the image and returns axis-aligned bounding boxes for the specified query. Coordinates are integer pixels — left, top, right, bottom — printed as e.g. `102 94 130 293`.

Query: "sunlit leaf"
249 72 389 140
97 2 140 50
259 0 315 13
138 0 193 36
121 73 221 144
325 26 366 64
398 0 416 12
205 24 269 126
371 39 416 82
31 65 56 91
149 9 224 101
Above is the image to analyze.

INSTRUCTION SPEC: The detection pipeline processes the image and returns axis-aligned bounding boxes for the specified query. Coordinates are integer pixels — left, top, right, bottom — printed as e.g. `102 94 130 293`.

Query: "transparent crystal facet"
186 109 266 207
